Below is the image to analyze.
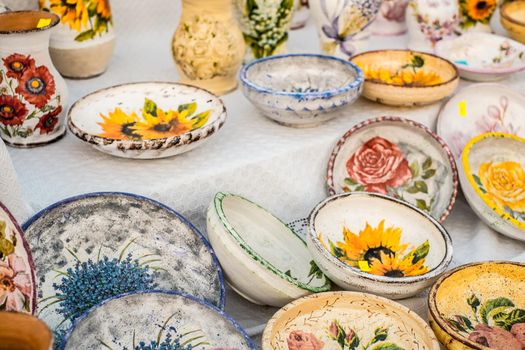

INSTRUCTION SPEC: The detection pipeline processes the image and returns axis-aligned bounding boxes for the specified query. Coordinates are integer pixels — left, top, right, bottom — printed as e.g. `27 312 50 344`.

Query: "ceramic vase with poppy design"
0 11 68 147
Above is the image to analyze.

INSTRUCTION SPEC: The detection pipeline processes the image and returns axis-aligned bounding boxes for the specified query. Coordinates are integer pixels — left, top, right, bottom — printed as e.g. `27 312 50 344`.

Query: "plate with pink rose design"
327 116 458 222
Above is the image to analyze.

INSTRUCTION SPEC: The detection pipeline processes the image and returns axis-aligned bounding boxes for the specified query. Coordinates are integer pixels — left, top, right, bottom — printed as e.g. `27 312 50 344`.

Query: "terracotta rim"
0 312 53 347
501 1 525 26
0 11 59 34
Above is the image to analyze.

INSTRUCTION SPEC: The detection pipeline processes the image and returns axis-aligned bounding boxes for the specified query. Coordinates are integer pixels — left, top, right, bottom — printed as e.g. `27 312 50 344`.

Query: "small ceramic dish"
62 290 256 350
437 83 525 160
350 50 459 106
501 1 525 45
0 312 53 350
262 291 440 350
207 192 331 307
459 132 525 242
307 192 453 299
68 82 227 159
327 116 458 222
435 32 525 81
428 261 525 350
239 54 364 128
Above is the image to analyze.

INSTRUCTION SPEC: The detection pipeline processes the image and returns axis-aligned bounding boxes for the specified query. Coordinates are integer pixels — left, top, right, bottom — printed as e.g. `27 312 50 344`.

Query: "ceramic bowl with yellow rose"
501 1 525 45
459 132 525 241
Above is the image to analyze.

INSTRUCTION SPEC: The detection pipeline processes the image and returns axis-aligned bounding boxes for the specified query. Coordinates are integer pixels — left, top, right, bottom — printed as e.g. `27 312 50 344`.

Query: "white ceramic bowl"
307 192 453 299
207 192 331 307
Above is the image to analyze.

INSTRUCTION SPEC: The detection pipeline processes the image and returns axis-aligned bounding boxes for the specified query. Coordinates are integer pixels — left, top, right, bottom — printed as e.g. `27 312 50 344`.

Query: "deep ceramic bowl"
0 312 53 350
68 82 227 159
428 261 525 350
351 50 459 106
240 54 364 128
501 1 525 45
262 291 440 350
207 192 331 307
307 192 453 299
459 132 525 242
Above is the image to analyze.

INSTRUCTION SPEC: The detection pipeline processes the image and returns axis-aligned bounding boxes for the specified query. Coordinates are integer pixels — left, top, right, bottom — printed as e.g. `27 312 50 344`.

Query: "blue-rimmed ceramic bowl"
240 54 364 128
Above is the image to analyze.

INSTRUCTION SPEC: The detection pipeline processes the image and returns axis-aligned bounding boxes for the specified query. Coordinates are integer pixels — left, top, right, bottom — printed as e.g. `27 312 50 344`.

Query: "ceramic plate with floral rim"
67 82 226 159
459 132 525 241
428 261 525 350
437 83 525 160
262 291 440 350
327 116 458 222
22 192 225 348
62 290 255 350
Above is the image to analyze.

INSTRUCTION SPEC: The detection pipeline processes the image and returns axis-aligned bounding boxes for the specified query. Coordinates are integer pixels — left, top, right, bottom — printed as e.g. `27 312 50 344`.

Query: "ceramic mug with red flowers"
0 11 68 147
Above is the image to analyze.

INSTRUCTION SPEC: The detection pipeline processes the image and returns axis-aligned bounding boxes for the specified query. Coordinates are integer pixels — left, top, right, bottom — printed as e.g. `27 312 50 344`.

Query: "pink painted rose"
381 0 409 22
346 136 412 194
468 324 522 350
511 323 525 346
0 254 32 311
287 331 324 350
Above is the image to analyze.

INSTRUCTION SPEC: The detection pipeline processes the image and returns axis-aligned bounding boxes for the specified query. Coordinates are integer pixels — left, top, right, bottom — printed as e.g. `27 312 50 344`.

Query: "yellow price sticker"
358 260 371 272
459 100 467 118
37 18 52 29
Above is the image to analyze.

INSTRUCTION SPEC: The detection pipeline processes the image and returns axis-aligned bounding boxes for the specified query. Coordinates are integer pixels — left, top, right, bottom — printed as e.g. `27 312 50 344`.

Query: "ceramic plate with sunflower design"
67 82 227 159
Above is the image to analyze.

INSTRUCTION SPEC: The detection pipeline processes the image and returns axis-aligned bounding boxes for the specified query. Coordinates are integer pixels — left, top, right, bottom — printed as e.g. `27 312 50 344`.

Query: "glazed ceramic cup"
501 1 525 45
240 54 363 128
0 312 53 350
351 50 458 106
307 192 453 299
428 261 525 350
207 192 331 307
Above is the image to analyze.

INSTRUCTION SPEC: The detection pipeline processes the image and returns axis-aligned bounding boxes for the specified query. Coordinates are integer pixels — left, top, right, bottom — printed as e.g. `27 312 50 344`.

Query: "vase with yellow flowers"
457 0 497 32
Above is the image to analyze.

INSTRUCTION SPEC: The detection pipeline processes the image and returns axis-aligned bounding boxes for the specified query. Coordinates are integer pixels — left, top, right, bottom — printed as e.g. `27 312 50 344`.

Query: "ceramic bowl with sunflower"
459 132 525 242
67 82 227 159
350 50 459 106
307 192 453 299
501 1 525 45
428 261 525 350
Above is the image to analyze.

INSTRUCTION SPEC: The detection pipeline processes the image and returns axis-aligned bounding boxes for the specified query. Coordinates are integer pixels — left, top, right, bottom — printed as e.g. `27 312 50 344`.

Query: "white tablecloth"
4 0 525 347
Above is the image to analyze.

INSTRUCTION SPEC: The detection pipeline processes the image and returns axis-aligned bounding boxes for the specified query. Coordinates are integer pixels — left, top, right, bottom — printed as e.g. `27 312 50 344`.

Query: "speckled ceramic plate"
327 116 458 222
22 192 224 341
428 261 525 350
62 290 255 350
262 291 440 350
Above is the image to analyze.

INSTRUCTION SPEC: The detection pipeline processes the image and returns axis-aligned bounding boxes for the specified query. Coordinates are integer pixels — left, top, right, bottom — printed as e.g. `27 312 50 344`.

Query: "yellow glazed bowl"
501 1 525 44
428 261 525 350
351 50 459 106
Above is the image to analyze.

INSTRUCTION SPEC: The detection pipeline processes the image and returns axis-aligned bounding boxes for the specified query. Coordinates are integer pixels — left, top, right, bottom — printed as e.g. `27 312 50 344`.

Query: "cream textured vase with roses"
370 0 410 35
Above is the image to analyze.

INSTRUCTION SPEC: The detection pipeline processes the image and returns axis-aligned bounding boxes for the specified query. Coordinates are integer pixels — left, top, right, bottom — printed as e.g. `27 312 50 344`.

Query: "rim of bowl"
326 116 459 223
262 291 440 350
0 11 60 34
67 81 227 150
60 289 256 350
213 192 332 293
501 1 525 26
427 260 525 350
239 53 364 98
22 191 226 310
308 192 454 284
350 49 459 88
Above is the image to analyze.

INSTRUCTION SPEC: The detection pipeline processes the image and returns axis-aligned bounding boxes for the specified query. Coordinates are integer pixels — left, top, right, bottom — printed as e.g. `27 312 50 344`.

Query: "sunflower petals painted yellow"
479 161 525 212
360 65 443 87
98 108 140 140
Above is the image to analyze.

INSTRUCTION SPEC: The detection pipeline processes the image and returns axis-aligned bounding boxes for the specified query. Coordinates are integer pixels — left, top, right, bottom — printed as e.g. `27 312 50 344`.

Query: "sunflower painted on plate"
98 108 140 140
459 0 496 28
369 250 429 277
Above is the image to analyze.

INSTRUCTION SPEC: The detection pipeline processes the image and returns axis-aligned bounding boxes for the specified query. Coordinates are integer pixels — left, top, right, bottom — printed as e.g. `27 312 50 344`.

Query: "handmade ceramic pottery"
435 32 525 81
459 132 525 241
62 291 255 350
310 0 382 58
501 1 525 44
307 192 453 299
406 0 459 52
428 261 525 350
39 0 115 79
351 50 459 106
22 192 225 344
240 54 363 128
173 0 245 95
327 117 458 222
207 193 331 307
437 83 525 159
370 0 409 35
0 201 36 314
0 312 53 350
262 291 440 350
291 0 310 29
457 0 497 32
68 82 227 159
0 11 68 147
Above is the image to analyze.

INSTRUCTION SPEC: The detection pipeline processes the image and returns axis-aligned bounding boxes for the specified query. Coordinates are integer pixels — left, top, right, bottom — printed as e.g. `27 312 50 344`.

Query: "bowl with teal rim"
240 53 364 128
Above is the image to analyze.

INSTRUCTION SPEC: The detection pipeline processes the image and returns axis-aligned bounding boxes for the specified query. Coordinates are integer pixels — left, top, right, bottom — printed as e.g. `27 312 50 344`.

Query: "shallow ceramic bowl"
428 261 525 350
459 132 525 241
435 32 525 81
351 50 459 106
262 291 440 350
68 82 227 159
307 192 453 299
327 116 458 222
501 1 525 45
207 193 331 307
0 312 53 350
240 54 363 128
62 290 255 350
